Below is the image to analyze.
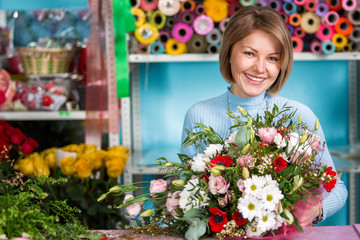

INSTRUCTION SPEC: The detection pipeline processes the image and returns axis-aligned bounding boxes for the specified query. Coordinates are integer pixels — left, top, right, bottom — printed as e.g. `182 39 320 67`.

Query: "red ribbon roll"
292 36 304 52
326 0 342 11
294 27 306 38
228 0 242 17
294 0 307 5
305 0 317 12
335 17 353 36
140 0 159 11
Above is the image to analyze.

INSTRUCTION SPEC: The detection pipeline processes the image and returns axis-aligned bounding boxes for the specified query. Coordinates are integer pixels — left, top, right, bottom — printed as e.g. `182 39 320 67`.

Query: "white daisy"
261 187 284 211
179 178 210 212
237 195 263 221
257 211 277 233
203 144 223 158
245 223 263 237
191 153 209 172
274 213 286 229
243 175 266 197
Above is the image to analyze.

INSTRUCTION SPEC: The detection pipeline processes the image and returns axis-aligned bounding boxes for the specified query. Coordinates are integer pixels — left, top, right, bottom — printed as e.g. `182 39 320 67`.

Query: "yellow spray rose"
93 150 107 170
106 160 125 178
33 157 50 178
59 156 77 175
14 156 34 176
75 158 93 179
41 147 57 168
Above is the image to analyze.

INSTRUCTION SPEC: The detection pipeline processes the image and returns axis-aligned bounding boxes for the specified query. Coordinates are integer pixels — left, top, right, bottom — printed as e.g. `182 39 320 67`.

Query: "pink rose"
237 179 245 192
258 127 277 144
149 179 168 197
208 174 230 195
236 154 255 169
309 134 321 151
166 191 181 216
124 194 142 217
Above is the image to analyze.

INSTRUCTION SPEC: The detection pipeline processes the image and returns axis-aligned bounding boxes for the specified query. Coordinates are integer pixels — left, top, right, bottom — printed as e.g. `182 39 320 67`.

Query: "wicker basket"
17 47 75 75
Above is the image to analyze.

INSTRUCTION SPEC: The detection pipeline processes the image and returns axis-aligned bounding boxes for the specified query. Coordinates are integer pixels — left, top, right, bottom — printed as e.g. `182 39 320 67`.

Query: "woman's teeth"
245 73 264 82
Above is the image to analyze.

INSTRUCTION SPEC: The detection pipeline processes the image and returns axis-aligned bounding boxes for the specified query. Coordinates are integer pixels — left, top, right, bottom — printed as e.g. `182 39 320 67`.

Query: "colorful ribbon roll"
193 15 214 35
283 1 297 15
287 24 295 36
180 0 196 11
165 38 187 55
322 41 336 54
134 23 159 44
166 16 175 28
132 8 146 28
297 5 306 14
316 2 329 17
332 33 348 49
348 8 360 25
158 0 180 16
219 17 230 32
301 11 321 34
131 0 141 8
136 43 149 54
158 29 171 45
240 0 256 6
176 10 196 25
316 24 335 41
279 11 289 24
291 36 303 52
289 13 302 27
341 43 352 52
140 0 159 10
207 43 220 54
206 28 222 44
254 0 267 7
310 40 322 54
172 23 194 43
149 10 167 29
186 34 208 53
334 17 353 36
342 0 358 11
305 0 317 12
204 0 229 22
228 0 242 17
323 11 339 26
294 0 306 5
350 27 360 42
150 41 165 54
326 0 342 11
195 4 206 15
294 27 306 38
351 41 360 51
268 0 282 12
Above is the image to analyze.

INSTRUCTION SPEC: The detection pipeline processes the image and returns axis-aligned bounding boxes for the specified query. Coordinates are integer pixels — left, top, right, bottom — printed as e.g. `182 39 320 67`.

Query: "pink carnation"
149 179 168 197
124 194 142 217
309 134 321 151
166 191 181 216
208 174 230 195
258 127 277 144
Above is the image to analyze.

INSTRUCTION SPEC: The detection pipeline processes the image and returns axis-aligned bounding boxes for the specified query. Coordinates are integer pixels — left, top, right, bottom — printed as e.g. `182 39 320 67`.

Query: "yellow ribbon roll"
131 8 146 28
332 33 348 49
203 0 228 23
300 11 321 34
149 10 167 29
134 23 159 44
165 38 187 55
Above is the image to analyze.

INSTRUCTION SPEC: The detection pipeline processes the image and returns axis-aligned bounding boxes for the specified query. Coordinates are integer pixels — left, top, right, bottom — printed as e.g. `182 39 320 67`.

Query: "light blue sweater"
181 88 348 221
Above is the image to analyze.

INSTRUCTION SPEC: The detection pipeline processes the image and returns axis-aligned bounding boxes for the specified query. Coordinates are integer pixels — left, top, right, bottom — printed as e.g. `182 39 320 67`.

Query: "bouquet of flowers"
98 104 339 239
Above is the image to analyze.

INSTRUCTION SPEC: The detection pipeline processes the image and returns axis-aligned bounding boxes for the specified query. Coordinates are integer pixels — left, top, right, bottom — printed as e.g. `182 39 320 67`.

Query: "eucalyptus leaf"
235 125 250 145
184 219 207 240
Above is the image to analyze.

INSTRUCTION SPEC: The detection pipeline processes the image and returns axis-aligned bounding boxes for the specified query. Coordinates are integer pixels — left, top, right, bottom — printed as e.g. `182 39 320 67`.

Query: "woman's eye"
269 56 279 61
244 51 253 56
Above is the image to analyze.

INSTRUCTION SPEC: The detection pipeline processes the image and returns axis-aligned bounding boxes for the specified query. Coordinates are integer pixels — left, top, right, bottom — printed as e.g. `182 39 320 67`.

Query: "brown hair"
219 6 293 95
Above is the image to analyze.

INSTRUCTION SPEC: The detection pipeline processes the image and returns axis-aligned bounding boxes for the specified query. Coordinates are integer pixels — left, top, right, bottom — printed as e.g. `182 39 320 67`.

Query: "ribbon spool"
131 8 146 28
301 11 321 34
287 24 295 36
341 43 352 52
140 0 159 10
316 24 335 41
291 36 304 52
204 0 229 22
176 10 196 25
134 23 159 44
289 13 302 27
206 28 222 44
219 17 230 32
131 0 141 8
279 11 289 24
268 0 282 12
240 0 256 6
158 0 181 16
136 43 149 54
326 0 342 11
348 8 360 25
172 23 194 43
310 40 322 54
323 11 339 26
149 10 167 29
166 16 175 28
158 30 171 45
283 1 297 15
186 34 208 53
305 0 317 12
180 0 196 11
195 4 206 15
193 15 214 35
342 0 358 11
294 27 306 38
335 17 353 36
294 0 306 5
350 27 360 42
228 0 242 17
316 2 329 17
332 33 348 49
297 5 306 14
150 41 165 54
207 43 220 54
322 41 336 54
254 0 267 7
351 41 360 51
165 38 187 55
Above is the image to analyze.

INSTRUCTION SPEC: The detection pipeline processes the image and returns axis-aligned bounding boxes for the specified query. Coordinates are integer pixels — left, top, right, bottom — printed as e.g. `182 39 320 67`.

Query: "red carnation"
209 207 228 232
273 156 288 172
210 154 233 168
20 137 39 155
10 128 26 146
232 211 246 226
323 179 337 192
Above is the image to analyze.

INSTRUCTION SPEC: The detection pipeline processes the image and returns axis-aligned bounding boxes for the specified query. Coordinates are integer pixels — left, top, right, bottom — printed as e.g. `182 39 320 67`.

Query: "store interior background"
2 0 354 227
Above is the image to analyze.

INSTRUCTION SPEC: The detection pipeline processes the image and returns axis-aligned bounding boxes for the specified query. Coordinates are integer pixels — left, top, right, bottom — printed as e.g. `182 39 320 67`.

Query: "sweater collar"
226 87 268 106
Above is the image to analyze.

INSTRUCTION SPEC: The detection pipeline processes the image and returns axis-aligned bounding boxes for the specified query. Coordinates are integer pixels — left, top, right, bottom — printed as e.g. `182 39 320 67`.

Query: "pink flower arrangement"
257 127 277 144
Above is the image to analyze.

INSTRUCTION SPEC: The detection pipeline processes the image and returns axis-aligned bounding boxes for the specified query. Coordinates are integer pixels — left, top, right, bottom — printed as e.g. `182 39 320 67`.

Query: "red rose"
42 95 53 106
20 137 39 155
210 154 233 168
273 156 288 172
323 179 337 192
10 128 26 146
232 211 246 226
209 207 228 232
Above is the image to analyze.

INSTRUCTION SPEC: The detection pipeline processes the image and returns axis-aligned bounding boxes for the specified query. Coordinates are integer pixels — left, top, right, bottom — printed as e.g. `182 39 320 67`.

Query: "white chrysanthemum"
286 132 300 155
179 178 210 213
274 214 286 229
191 153 209 172
257 211 277 233
243 175 266 196
274 133 286 148
261 186 284 211
245 224 263 237
237 195 263 221
203 144 223 157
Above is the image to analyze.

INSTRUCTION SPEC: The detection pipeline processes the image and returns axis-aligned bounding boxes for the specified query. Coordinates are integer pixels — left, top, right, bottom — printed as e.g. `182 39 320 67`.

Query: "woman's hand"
292 196 322 227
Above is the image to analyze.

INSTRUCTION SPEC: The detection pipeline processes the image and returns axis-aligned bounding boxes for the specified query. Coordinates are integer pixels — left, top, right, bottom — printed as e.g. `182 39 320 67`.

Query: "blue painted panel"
0 0 88 10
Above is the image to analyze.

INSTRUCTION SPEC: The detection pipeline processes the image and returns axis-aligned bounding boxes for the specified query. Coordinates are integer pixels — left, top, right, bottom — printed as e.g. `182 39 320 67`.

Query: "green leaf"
235 125 250 145
183 208 207 219
184 219 207 240
87 205 98 216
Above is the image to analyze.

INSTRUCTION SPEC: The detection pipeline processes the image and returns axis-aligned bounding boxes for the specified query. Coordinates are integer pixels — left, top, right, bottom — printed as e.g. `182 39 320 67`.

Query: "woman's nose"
253 58 265 74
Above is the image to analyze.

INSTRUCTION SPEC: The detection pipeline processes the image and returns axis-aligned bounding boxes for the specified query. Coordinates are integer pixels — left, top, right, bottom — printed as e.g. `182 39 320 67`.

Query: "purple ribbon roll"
323 11 339 26
315 2 329 17
195 4 206 15
158 29 171 45
228 1 242 17
310 40 322 54
175 10 196 25
219 17 230 32
316 24 335 41
172 22 194 43
140 0 159 10
342 0 358 12
287 24 295 36
193 15 214 35
268 0 282 12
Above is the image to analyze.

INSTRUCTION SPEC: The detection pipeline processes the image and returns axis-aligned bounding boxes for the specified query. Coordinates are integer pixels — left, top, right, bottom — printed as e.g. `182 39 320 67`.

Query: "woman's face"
229 29 281 98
